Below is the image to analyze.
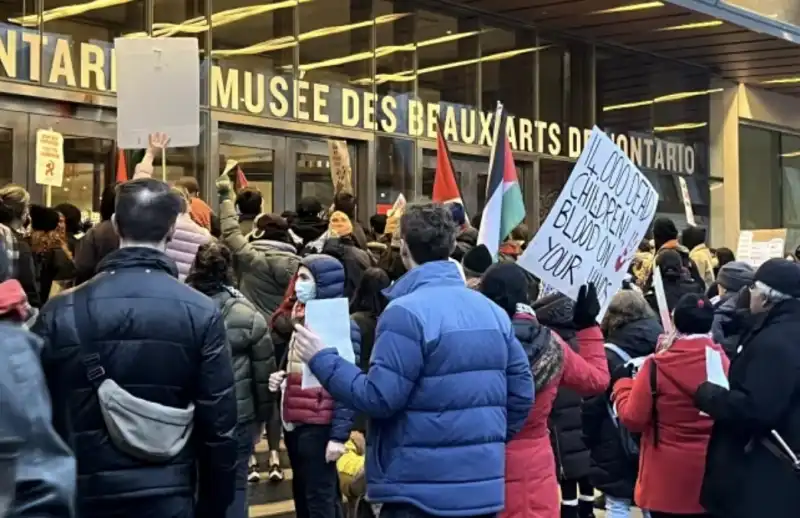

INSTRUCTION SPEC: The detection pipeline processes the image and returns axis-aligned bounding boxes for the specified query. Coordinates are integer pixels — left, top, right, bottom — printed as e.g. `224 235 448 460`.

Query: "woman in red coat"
612 293 729 518
480 266 610 518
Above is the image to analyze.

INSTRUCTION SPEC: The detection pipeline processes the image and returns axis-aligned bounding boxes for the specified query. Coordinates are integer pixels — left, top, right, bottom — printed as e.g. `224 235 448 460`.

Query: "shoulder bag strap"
650 359 660 447
604 343 632 363
72 285 108 388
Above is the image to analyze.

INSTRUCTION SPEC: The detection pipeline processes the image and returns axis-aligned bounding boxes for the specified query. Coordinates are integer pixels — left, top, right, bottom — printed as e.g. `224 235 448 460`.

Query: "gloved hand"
268 370 286 393
694 380 727 416
216 172 233 199
572 284 600 330
325 441 346 463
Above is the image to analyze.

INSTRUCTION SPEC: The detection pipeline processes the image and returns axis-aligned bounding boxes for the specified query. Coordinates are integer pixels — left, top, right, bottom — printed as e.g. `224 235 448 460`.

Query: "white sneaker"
268 463 284 483
248 465 261 483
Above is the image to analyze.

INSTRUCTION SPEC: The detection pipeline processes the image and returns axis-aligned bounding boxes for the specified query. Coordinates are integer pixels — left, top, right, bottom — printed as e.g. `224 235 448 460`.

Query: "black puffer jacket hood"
532 293 589 480
213 288 276 423
606 318 661 358
451 227 478 261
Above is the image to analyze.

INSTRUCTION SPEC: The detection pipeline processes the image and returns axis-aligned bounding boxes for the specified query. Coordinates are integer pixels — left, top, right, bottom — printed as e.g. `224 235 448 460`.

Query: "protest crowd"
1 124 800 518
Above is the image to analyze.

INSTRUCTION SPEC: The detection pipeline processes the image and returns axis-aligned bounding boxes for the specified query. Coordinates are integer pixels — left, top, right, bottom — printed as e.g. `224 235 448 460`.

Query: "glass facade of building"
0 0 718 235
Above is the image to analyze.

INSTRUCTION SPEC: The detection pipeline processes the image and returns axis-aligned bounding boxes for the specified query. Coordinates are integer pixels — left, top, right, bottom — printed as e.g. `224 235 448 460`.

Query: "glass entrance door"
0 111 33 188
29 115 116 221
218 126 358 216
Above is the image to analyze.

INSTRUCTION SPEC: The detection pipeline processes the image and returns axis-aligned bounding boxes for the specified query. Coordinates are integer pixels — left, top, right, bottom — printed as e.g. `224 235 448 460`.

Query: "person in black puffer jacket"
187 241 276 518
32 178 238 518
533 293 596 518
582 289 661 517
645 248 704 314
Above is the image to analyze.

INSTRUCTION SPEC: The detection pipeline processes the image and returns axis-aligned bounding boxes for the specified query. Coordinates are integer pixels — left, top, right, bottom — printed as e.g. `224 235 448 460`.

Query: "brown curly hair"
185 240 234 296
30 214 72 259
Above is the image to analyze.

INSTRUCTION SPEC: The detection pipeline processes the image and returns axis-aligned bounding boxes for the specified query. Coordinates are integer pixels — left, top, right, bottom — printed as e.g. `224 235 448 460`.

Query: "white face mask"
295 278 317 303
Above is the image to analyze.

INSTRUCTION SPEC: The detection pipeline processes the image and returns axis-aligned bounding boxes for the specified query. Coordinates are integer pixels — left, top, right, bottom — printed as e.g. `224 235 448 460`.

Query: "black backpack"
604 343 644 464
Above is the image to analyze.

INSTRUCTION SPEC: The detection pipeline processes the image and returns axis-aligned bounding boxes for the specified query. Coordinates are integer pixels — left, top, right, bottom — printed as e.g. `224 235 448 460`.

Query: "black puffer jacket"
699 298 800 518
582 317 661 498
33 247 238 518
214 288 276 424
533 294 590 481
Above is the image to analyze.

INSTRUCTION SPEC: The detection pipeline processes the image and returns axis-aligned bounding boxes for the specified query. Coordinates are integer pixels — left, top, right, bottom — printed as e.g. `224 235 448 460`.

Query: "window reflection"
45 136 114 215
376 136 414 210
374 0 415 135
296 152 333 209
219 144 275 214
415 9 479 108
40 0 146 91
481 26 536 123
153 0 208 104
739 125 781 230
0 128 11 186
0 1 35 83
209 0 296 117
298 0 374 128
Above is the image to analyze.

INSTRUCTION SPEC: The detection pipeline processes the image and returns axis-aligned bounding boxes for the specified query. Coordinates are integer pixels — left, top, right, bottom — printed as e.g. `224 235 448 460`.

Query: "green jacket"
219 199 300 319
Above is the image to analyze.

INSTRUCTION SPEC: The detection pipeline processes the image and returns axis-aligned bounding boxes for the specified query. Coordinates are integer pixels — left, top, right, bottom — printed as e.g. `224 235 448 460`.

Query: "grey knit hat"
717 261 755 292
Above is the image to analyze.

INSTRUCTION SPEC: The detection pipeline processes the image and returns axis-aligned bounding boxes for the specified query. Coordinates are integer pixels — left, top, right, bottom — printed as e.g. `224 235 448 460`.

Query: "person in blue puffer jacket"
268 253 361 518
293 203 535 518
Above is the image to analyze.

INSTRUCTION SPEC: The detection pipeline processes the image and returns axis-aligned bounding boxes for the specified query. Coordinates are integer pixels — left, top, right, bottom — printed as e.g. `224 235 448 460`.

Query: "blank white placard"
115 37 200 149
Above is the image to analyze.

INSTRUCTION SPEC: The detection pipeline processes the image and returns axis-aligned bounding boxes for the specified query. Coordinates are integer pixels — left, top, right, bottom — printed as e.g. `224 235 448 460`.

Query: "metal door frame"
286 137 335 214
27 115 116 206
0 110 31 187
216 126 290 214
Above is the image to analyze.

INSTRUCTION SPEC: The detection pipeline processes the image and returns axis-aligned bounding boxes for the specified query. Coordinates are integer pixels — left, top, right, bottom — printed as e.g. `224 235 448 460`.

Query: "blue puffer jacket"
309 260 534 516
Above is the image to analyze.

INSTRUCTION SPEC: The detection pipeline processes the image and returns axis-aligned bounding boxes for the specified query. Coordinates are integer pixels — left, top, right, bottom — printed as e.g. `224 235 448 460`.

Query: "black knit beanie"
480 262 530 317
673 293 714 335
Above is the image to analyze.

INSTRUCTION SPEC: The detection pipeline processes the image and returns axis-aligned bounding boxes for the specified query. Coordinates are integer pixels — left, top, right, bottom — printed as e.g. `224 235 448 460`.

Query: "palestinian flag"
432 117 462 205
477 102 526 258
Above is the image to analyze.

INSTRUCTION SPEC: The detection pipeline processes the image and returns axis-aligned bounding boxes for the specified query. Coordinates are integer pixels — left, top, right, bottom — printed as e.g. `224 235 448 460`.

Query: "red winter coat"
502 325 609 518
613 334 729 515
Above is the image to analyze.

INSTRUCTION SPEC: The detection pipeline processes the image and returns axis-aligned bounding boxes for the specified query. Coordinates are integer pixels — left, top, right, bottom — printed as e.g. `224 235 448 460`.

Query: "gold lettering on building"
0 29 700 175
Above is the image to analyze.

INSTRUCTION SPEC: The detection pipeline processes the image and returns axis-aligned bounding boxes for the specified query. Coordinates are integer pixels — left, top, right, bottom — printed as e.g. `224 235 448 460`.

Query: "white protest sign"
301 298 355 390
115 37 200 149
518 126 658 319
677 176 696 226
35 129 64 188
652 263 674 335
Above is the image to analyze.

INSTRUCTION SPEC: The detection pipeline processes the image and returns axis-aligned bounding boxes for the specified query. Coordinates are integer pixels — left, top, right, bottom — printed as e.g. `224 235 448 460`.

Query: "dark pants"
649 513 711 518
560 476 595 518
379 503 494 518
285 424 342 518
224 422 255 518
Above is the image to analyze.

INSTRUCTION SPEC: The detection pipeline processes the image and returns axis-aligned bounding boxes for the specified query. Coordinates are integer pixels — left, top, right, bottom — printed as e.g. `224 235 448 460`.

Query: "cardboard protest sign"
115 37 200 149
328 140 353 195
677 176 696 226
518 126 658 318
35 129 64 188
736 229 787 268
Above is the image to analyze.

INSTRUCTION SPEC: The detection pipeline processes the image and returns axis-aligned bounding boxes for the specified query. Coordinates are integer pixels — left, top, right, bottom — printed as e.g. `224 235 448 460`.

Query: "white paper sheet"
705 346 729 390
301 298 355 389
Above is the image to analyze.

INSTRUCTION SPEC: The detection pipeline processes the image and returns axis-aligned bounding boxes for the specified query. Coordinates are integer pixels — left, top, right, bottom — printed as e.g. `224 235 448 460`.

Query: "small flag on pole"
477 102 526 259
432 117 463 206
235 165 249 190
115 149 128 183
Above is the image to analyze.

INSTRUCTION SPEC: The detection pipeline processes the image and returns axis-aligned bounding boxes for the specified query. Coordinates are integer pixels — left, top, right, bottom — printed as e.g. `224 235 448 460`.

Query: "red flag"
433 118 462 205
235 165 248 190
115 149 127 183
